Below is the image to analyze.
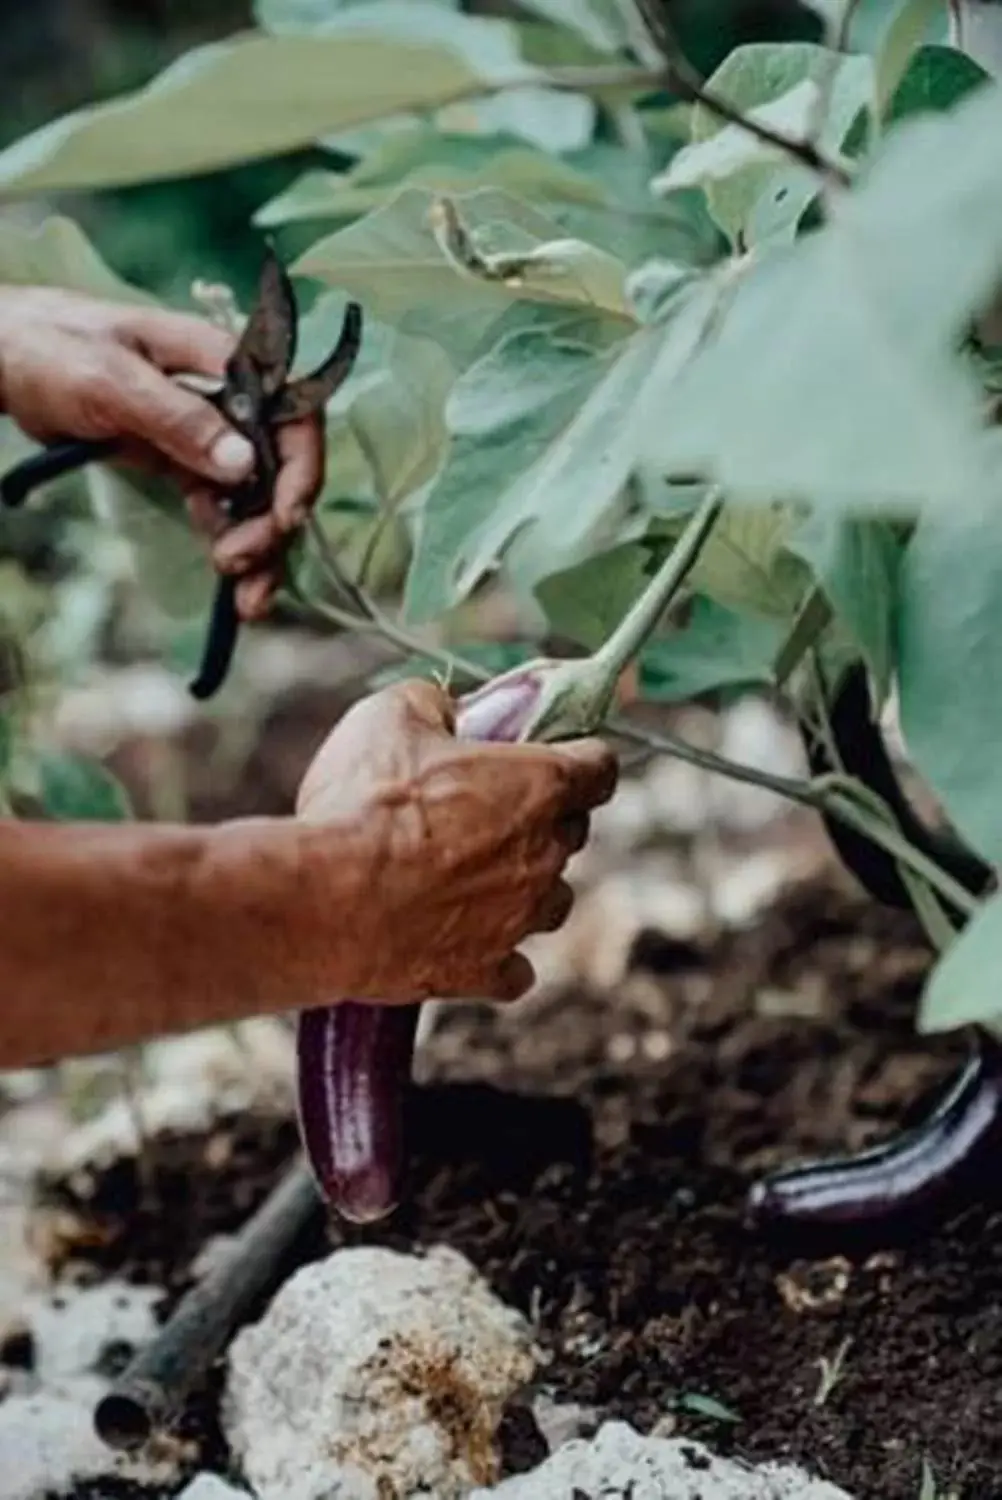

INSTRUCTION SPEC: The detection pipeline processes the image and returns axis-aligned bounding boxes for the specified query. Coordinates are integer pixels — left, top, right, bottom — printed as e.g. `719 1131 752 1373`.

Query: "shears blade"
271 301 364 424
225 246 298 405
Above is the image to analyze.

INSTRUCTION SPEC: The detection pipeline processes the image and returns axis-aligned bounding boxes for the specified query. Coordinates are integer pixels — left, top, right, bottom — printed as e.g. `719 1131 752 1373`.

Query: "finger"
387 678 458 737
483 952 536 1003
185 486 228 543
534 879 574 934
556 812 590 856
120 307 234 378
235 569 276 622
90 345 255 487
548 737 618 812
113 438 175 479
212 512 283 574
273 419 325 532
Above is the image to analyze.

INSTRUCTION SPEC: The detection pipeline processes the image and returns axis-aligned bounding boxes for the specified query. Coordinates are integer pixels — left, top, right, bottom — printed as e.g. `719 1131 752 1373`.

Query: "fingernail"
210 431 255 479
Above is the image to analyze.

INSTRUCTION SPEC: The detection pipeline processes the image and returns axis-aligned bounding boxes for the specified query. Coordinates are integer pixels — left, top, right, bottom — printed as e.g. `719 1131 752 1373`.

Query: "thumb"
108 347 255 485
391 677 458 737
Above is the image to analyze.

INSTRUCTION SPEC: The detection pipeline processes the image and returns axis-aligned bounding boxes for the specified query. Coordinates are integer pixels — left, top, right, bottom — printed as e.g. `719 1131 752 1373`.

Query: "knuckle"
164 398 226 458
75 360 125 432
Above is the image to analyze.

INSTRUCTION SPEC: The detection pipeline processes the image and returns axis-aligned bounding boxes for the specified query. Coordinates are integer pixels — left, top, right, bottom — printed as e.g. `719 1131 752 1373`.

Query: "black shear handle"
0 438 118 509
189 576 240 702
189 420 280 702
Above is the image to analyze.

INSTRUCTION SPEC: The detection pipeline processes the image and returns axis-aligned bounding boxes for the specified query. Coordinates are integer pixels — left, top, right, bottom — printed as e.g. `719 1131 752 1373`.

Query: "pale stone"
472 1420 855 1499
224 1244 537 1500
178 1474 252 1500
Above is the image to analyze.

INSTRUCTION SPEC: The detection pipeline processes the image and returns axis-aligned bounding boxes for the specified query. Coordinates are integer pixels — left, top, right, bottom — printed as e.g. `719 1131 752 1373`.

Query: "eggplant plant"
1 0 1002 1236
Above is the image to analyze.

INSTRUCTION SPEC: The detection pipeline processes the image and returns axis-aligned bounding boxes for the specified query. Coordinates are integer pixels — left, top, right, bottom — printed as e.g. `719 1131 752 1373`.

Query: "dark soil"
30 876 1002 1500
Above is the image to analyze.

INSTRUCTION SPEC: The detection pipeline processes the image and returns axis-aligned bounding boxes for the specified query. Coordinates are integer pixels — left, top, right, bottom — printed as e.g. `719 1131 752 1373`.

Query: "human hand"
295 678 618 1003
0 286 324 621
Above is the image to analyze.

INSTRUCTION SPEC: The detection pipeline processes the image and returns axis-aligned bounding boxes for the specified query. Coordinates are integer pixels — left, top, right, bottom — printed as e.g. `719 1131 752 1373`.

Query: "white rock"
473 1421 855 1499
0 1375 178 1500
19 1281 160 1383
530 1394 598 1452
0 1379 113 1500
224 1244 537 1500
178 1474 251 1500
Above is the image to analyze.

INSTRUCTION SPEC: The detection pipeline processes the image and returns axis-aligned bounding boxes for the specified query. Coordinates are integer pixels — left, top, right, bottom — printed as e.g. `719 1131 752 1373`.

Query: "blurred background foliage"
0 0 822 306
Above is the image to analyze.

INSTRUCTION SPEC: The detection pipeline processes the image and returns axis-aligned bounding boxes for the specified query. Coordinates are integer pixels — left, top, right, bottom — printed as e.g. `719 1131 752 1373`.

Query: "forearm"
0 817 358 1069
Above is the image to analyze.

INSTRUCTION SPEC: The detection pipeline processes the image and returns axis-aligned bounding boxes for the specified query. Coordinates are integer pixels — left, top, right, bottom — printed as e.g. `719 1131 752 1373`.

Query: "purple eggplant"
746 1033 1002 1250
295 668 546 1222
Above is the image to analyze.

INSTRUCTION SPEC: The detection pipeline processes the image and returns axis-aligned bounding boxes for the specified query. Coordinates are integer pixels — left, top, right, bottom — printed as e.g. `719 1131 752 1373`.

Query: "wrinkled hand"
296 679 618 1003
0 287 324 621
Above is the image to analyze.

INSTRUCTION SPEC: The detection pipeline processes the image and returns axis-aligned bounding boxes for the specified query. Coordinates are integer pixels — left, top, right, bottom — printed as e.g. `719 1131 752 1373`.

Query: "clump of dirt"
38 878 1001 1499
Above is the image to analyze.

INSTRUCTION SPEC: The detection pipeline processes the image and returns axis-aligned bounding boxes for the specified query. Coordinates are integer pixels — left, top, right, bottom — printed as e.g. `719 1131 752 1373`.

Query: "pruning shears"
0 250 363 700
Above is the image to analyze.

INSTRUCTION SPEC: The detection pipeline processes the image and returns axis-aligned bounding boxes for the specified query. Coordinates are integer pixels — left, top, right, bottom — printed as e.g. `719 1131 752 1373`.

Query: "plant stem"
284 580 491 687
630 0 851 188
612 715 818 804
834 0 865 51
612 718 979 921
589 488 723 684
822 788 979 919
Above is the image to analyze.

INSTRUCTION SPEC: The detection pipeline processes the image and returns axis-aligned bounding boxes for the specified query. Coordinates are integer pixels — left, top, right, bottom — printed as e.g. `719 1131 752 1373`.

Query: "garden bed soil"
37 876 1002 1500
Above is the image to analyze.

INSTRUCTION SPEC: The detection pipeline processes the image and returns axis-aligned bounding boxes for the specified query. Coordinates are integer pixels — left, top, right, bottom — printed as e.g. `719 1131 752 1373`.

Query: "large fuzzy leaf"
639 80 1002 515
0 9 534 196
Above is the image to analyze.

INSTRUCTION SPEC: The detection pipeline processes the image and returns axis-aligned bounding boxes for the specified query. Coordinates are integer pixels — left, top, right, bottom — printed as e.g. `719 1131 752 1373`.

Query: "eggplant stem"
588 488 724 706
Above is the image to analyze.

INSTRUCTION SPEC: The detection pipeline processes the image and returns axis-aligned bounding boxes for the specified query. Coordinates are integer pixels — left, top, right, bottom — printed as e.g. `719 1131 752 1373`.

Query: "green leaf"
919 893 1002 1033
874 0 951 120
661 505 809 622
896 489 1002 866
535 542 655 650
804 0 948 55
676 1392 742 1424
256 0 459 31
788 513 901 699
511 0 628 53
436 84 596 155
746 30 983 245
0 12 532 196
659 78 821 186
255 138 605 227
345 329 455 509
554 143 725 270
294 186 634 366
640 596 781 703
918 1459 936 1500
884 44 990 125
744 162 821 247
0 215 153 304
402 282 718 622
38 752 133 823
639 80 1002 514
652 44 871 249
